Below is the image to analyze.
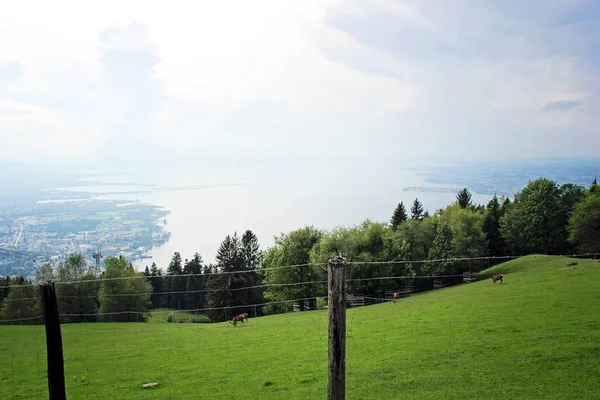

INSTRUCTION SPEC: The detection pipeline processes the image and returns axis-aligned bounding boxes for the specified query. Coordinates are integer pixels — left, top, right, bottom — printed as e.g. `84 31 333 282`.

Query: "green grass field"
1 255 599 399
146 308 210 323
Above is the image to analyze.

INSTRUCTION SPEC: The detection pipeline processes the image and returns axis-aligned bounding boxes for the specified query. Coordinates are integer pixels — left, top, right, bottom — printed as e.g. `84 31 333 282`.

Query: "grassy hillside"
1 255 599 399
146 308 209 323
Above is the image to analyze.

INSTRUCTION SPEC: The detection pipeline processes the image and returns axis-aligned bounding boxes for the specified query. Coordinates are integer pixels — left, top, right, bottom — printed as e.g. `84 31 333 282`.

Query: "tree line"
1 177 598 324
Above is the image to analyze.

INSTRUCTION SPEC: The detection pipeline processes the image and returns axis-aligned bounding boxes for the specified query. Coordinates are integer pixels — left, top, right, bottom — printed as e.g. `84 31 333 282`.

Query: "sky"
1 0 599 171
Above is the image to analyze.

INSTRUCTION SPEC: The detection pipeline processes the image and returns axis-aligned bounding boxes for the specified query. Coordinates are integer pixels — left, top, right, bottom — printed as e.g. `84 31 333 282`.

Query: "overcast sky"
1 0 599 170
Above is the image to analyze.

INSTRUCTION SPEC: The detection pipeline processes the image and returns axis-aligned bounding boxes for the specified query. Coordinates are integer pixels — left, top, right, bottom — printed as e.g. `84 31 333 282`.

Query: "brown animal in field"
230 313 249 327
393 293 400 303
491 274 504 284
567 261 578 266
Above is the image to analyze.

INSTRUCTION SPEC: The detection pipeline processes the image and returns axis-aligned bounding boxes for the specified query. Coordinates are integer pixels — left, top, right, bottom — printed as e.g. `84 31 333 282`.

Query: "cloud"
0 100 88 162
543 100 582 112
0 61 24 83
0 0 598 167
95 21 165 158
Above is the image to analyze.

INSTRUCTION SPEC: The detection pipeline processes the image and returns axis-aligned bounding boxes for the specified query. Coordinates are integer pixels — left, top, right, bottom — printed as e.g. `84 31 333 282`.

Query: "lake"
65 161 492 269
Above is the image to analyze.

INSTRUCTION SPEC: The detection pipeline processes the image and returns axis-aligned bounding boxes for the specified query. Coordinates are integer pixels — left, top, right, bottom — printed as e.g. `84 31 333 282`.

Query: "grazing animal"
393 293 400 303
491 274 504 284
230 313 249 327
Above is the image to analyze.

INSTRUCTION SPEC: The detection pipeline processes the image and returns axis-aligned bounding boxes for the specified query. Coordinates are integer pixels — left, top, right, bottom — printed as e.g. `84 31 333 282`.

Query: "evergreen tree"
390 202 408 230
482 195 505 257
411 198 424 220
205 234 240 321
166 252 184 309
590 177 597 193
149 263 164 308
167 252 183 275
143 266 150 277
205 232 258 321
241 230 264 317
183 253 204 311
456 188 472 209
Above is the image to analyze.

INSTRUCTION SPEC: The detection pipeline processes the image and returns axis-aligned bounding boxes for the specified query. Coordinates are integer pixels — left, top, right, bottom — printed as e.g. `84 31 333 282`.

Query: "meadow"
1 255 599 399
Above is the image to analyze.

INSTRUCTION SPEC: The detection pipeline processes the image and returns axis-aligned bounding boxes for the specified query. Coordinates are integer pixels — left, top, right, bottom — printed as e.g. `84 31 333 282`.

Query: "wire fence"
0 253 599 399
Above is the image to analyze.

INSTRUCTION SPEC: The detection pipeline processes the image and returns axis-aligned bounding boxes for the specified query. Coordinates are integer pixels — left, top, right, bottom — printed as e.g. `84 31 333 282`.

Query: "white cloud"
0 100 89 161
0 0 598 165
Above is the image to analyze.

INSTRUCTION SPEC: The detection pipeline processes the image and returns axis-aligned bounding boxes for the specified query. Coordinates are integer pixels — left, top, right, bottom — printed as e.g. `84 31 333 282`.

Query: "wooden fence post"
328 256 346 400
40 282 67 400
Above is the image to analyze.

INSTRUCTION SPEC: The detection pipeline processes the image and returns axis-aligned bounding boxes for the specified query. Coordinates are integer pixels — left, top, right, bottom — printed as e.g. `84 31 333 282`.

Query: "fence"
1 253 599 399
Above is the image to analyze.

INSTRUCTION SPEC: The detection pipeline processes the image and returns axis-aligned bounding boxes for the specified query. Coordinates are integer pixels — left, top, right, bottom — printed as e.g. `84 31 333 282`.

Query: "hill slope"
1 255 598 399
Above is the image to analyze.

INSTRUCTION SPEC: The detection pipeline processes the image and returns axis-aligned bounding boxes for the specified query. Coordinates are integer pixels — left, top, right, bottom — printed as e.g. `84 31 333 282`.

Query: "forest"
1 177 598 324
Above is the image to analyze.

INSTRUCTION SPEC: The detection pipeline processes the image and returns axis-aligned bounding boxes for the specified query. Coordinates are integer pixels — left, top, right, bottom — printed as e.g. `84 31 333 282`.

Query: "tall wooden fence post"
40 282 67 400
328 256 346 400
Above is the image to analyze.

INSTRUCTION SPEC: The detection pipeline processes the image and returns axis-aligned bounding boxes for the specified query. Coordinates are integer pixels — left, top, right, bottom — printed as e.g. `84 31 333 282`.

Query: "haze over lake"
64 161 492 269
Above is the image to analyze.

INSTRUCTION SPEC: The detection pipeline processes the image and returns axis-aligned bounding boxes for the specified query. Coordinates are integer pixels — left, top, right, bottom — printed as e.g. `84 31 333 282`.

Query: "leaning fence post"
40 282 67 400
328 256 346 400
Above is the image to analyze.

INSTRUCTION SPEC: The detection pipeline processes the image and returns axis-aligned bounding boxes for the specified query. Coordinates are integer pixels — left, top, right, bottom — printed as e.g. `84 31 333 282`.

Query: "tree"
411 198 424 220
98 256 151 322
311 221 410 297
0 277 41 325
426 220 453 275
0 276 11 304
591 177 598 193
183 253 204 311
148 262 164 308
500 178 568 255
166 252 184 309
263 226 324 314
482 195 505 257
55 253 99 323
240 230 264 316
205 232 261 321
441 204 487 271
456 188 472 209
568 191 600 253
167 252 183 275
390 202 408 230
34 263 55 284
395 218 436 275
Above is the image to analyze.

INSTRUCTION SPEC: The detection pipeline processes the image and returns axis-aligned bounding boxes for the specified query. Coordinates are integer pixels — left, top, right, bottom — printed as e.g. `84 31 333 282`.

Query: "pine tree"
456 188 472 209
167 252 183 275
166 252 184 309
241 230 264 317
591 177 598 193
482 195 505 257
411 198 424 220
390 202 408 230
149 262 164 308
205 232 261 321
183 253 204 311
